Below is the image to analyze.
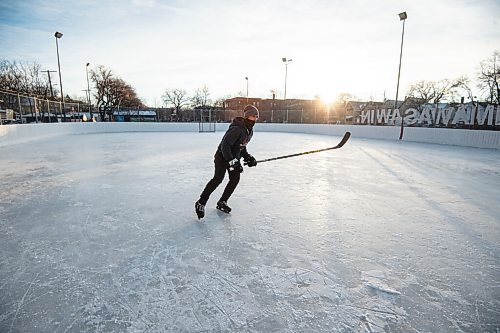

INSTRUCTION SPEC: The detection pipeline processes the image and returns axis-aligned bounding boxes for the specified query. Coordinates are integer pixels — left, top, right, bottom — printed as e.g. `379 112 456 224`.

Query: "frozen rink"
0 131 499 333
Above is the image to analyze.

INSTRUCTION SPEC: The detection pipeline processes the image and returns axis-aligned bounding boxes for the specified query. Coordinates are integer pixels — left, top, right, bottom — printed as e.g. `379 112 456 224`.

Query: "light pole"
86 63 93 120
395 12 407 140
54 31 65 122
245 76 249 104
282 57 292 122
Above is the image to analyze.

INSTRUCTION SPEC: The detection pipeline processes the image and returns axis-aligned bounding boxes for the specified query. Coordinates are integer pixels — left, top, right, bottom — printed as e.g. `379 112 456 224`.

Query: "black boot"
195 200 205 219
216 200 231 213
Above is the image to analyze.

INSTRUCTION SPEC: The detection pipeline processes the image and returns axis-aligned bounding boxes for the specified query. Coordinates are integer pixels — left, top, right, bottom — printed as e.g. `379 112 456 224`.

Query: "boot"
195 200 205 219
216 200 231 213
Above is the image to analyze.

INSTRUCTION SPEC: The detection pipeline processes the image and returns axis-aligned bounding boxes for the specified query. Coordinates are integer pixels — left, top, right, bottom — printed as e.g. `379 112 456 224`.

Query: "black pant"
199 152 240 205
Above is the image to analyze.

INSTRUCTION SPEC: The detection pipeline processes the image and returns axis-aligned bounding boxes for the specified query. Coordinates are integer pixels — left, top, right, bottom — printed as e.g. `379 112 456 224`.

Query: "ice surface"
0 131 499 332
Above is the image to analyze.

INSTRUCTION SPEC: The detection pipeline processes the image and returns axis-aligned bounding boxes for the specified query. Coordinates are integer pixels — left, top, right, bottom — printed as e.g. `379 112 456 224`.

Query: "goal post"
198 108 216 133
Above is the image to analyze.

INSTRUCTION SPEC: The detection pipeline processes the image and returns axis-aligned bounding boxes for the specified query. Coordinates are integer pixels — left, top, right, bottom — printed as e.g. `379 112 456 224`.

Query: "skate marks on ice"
64 244 406 332
1 132 499 332
51 214 407 332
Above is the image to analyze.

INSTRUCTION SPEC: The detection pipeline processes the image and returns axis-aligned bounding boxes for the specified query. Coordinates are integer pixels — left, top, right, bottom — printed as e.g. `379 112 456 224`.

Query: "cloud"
131 0 156 7
1 0 499 104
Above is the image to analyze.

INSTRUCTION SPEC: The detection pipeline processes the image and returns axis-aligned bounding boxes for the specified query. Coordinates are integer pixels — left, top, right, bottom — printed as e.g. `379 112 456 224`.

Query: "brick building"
223 97 328 123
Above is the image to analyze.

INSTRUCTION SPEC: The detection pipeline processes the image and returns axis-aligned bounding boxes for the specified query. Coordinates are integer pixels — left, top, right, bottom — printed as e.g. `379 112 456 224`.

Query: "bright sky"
1 0 498 106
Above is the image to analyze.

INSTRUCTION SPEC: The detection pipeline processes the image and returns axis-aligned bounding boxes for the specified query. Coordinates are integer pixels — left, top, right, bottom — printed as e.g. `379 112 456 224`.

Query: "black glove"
228 158 243 173
245 154 257 167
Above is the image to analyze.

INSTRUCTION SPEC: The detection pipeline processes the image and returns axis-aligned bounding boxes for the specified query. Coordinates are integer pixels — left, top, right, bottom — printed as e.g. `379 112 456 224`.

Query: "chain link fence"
0 89 94 124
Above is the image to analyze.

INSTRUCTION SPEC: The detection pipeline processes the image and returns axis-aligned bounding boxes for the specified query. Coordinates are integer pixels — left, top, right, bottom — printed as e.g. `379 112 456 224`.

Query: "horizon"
1 0 499 106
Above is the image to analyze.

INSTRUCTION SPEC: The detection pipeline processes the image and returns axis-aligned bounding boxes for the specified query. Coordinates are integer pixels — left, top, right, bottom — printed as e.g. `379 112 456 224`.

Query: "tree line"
0 58 227 121
1 50 498 119
407 51 499 105
0 59 55 97
160 86 229 121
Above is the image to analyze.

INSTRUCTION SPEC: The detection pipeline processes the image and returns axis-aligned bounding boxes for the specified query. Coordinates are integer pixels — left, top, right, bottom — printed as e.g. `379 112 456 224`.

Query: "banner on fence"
359 104 500 127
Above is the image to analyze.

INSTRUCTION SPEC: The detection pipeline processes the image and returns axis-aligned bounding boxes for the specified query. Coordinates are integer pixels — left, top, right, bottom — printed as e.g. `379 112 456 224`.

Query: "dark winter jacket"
217 117 253 161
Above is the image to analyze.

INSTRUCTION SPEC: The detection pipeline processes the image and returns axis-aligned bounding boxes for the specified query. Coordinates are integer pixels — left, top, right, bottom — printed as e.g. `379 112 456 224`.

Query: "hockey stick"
245 131 351 165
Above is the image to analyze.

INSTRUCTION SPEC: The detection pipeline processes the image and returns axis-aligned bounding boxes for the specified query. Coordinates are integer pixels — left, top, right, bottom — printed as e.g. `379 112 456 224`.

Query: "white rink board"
1 122 499 149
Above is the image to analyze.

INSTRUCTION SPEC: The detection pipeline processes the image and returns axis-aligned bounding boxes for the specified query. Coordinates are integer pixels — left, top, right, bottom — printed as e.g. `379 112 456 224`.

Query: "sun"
309 74 340 105
317 88 339 105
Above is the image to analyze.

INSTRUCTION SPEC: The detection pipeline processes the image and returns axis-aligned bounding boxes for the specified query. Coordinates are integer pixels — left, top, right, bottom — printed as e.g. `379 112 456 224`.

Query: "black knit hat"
243 105 259 118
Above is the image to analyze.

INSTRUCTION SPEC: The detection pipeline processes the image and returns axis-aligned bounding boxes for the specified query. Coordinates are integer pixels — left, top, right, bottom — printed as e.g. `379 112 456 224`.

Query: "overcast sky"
1 0 499 106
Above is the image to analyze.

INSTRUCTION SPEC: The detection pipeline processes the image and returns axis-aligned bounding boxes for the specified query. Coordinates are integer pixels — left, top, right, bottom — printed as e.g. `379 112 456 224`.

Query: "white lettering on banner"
405 108 419 125
360 110 370 123
385 109 395 124
452 105 469 125
470 105 476 124
391 109 401 124
477 105 494 125
376 109 388 124
359 104 499 127
439 108 455 125
418 108 433 125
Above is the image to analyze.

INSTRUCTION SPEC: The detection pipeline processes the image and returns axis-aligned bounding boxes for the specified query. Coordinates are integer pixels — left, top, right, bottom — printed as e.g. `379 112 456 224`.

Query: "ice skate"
216 200 231 213
195 200 205 219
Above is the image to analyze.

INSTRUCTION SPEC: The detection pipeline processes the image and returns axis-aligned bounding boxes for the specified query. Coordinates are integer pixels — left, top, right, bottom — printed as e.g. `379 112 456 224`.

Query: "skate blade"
216 207 231 214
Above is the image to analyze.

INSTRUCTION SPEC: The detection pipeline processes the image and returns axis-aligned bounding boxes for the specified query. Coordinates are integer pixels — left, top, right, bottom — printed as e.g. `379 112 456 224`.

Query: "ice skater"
195 105 259 219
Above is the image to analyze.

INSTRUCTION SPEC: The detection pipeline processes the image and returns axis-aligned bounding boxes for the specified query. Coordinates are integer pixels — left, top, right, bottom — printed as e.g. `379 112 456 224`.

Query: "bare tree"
91 65 113 114
213 95 230 108
0 59 55 121
109 78 142 108
0 59 22 92
191 85 211 108
406 78 464 126
477 50 500 104
0 60 51 96
336 93 354 124
432 79 462 104
407 78 462 104
407 80 435 104
162 88 189 121
337 92 353 105
454 75 476 102
90 65 144 121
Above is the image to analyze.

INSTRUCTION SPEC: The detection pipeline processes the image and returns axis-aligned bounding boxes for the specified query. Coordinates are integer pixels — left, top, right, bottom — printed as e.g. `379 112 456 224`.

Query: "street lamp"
395 12 407 140
54 31 65 122
245 76 249 104
86 62 93 120
282 57 292 122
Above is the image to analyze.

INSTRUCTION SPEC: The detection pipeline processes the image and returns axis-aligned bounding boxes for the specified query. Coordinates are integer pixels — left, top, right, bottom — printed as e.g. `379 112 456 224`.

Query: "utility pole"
271 90 276 122
41 70 56 123
41 70 56 98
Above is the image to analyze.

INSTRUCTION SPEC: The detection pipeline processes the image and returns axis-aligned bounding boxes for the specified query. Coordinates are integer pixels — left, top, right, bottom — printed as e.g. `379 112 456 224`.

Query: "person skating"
195 105 259 219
